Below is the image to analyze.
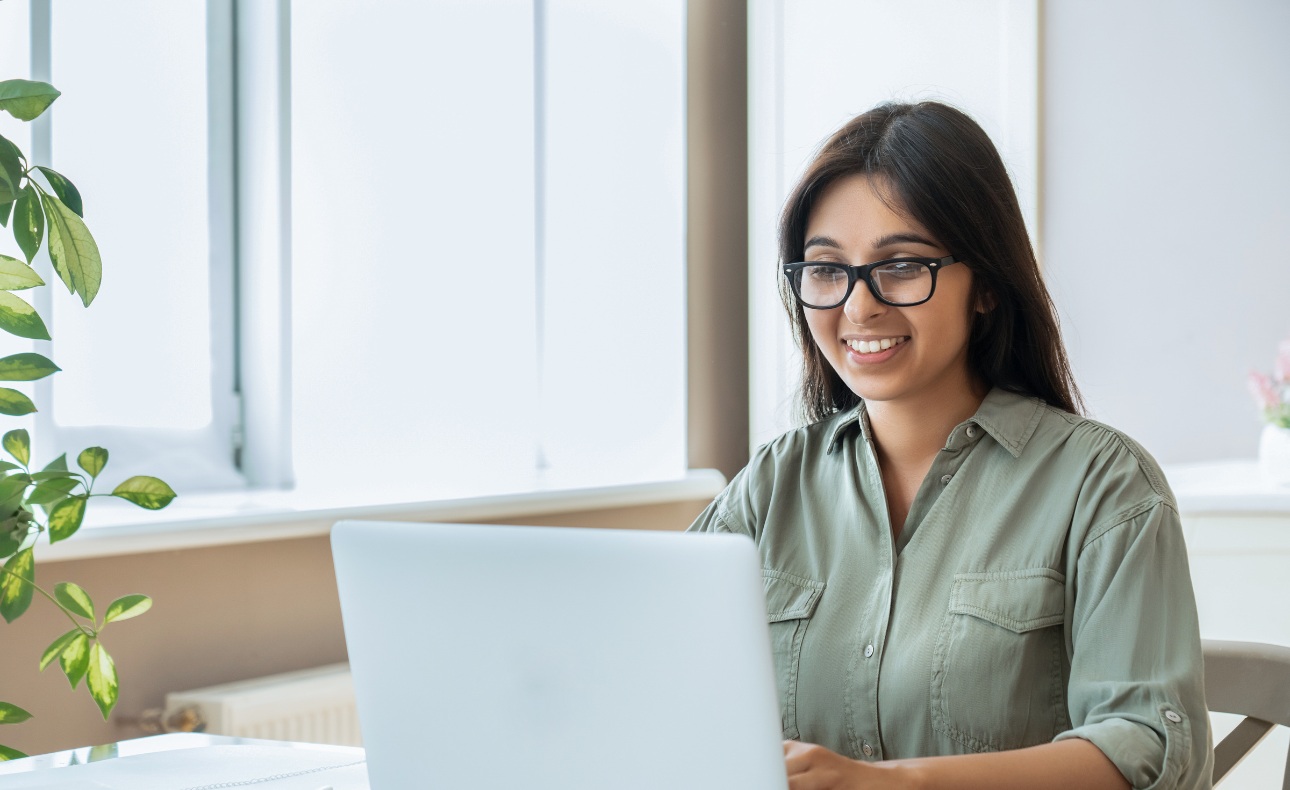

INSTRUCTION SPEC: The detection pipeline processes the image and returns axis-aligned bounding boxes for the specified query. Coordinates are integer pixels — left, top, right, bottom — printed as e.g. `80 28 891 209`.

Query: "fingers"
783 740 827 784
784 739 814 771
783 741 861 790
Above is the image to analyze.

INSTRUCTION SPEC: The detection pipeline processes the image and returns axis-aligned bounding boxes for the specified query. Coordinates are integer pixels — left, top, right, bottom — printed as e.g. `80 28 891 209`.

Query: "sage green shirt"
688 388 1212 789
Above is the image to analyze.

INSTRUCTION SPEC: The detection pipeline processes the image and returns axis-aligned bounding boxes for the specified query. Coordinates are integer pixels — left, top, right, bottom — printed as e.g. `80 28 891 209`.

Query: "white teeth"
847 337 907 355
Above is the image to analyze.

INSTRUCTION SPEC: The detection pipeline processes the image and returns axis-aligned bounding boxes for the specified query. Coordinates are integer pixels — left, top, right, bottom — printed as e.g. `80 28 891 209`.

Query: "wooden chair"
1204 640 1290 787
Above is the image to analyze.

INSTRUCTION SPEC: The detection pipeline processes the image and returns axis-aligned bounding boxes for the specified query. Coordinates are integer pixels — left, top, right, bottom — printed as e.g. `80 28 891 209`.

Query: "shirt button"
864 644 874 658
1164 710 1182 723
861 742 874 757
966 425 978 439
940 474 953 485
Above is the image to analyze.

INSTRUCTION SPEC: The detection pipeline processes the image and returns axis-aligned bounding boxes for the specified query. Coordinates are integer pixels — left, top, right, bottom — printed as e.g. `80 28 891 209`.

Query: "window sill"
33 468 727 564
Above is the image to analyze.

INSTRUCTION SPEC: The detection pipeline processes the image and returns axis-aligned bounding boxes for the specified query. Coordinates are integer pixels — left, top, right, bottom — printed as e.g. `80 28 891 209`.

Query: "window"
3 0 242 492
2 0 687 500
288 0 686 498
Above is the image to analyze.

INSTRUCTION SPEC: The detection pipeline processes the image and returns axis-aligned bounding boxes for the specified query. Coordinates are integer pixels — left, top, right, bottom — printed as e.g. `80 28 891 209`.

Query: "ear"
974 288 997 314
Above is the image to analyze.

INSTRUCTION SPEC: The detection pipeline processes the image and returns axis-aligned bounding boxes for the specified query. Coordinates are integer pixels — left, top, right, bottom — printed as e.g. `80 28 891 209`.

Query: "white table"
0 732 368 788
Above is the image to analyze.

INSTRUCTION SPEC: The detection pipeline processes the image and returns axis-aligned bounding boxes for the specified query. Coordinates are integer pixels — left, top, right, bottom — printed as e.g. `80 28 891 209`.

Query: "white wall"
1043 0 1290 464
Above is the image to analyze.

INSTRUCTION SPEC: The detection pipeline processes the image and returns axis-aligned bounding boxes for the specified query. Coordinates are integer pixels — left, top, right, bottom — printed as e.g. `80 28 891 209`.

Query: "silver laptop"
331 520 789 790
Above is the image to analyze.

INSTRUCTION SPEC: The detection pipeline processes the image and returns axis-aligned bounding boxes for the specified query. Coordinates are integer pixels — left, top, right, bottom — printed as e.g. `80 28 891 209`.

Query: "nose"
842 279 886 325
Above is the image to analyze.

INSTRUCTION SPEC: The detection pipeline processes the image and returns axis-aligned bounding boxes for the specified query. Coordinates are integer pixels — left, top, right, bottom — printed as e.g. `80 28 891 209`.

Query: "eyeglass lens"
794 262 933 307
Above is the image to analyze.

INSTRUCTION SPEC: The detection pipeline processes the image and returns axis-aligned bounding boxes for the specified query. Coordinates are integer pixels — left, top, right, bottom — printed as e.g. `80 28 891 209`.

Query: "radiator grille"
164 663 361 746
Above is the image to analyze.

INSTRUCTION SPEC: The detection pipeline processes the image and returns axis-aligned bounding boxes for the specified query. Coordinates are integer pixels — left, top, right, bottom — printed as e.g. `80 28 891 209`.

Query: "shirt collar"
825 405 865 454
825 387 1044 458
966 387 1045 458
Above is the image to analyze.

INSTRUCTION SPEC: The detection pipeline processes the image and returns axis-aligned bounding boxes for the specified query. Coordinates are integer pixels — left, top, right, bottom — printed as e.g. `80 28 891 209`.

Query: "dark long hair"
779 101 1082 422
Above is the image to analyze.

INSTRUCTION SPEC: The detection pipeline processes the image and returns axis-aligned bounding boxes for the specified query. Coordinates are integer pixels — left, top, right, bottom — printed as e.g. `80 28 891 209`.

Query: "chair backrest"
1203 639 1290 787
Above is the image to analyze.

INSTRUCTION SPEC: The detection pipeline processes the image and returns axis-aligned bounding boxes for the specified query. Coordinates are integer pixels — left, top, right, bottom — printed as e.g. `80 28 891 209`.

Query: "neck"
866 378 990 471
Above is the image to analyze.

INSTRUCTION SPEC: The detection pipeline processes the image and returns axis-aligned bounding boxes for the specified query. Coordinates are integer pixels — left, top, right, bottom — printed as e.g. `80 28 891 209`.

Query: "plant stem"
0 565 94 637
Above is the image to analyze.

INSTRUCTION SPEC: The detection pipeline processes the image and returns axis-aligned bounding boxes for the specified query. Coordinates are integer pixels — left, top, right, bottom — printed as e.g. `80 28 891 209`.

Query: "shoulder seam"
1071 416 1172 500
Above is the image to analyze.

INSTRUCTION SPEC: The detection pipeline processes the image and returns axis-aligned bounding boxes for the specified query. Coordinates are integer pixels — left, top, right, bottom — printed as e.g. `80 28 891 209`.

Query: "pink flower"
1250 370 1279 411
1276 339 1290 382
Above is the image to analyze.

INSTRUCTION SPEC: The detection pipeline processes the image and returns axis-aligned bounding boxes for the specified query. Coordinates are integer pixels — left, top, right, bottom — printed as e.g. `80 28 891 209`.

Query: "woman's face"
801 173 981 409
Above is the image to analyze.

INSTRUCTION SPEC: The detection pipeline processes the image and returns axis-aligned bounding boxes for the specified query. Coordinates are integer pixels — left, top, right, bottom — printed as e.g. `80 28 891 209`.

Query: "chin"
839 379 897 404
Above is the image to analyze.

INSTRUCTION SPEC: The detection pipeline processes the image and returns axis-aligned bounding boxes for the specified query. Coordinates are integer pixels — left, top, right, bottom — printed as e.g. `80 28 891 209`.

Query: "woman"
688 102 1211 789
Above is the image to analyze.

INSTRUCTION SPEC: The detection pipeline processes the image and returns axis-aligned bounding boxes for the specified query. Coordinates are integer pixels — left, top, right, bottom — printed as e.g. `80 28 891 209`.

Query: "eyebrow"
803 235 843 251
872 232 939 249
803 232 940 252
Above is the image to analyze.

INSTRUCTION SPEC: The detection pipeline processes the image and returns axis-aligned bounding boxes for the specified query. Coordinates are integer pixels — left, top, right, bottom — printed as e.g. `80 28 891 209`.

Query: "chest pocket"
764 569 825 741
930 568 1070 753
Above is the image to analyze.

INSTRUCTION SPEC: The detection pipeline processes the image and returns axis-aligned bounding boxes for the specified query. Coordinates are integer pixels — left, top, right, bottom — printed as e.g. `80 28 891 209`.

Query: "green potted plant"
0 78 175 760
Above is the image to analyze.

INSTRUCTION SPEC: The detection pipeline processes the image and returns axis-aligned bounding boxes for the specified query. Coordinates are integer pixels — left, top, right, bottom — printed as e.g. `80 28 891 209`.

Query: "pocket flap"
763 569 825 622
948 568 1065 633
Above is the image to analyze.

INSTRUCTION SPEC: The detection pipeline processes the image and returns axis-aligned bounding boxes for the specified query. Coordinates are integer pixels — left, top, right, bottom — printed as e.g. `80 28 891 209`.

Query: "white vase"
1259 424 1290 486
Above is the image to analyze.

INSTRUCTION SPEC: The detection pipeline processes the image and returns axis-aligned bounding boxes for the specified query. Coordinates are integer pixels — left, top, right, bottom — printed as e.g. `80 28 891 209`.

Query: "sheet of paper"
0 744 369 790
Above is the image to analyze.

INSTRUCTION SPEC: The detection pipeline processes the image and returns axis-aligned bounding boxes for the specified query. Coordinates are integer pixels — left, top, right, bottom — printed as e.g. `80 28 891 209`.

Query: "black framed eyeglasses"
782 255 961 309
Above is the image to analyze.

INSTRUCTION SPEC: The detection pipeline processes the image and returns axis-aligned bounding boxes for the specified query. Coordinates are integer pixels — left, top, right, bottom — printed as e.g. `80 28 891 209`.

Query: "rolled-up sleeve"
1054 498 1213 789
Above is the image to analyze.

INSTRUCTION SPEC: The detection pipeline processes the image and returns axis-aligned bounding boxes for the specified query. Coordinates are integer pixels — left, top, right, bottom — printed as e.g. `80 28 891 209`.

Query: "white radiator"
163 663 362 746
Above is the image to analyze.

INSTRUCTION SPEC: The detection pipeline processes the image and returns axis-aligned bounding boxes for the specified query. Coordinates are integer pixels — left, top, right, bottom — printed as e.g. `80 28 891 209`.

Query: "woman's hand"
783 741 919 790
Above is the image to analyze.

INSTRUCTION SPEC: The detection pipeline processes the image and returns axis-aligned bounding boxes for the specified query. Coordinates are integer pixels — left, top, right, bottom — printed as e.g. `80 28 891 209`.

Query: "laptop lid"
331 520 788 790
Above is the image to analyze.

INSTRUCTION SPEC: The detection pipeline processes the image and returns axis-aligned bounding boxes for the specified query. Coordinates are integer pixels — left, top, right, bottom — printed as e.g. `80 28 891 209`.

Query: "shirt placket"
894 421 984 555
851 421 985 761
846 428 896 761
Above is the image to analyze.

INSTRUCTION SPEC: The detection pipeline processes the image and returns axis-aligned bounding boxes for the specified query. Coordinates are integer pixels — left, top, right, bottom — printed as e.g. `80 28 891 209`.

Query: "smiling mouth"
846 336 909 355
